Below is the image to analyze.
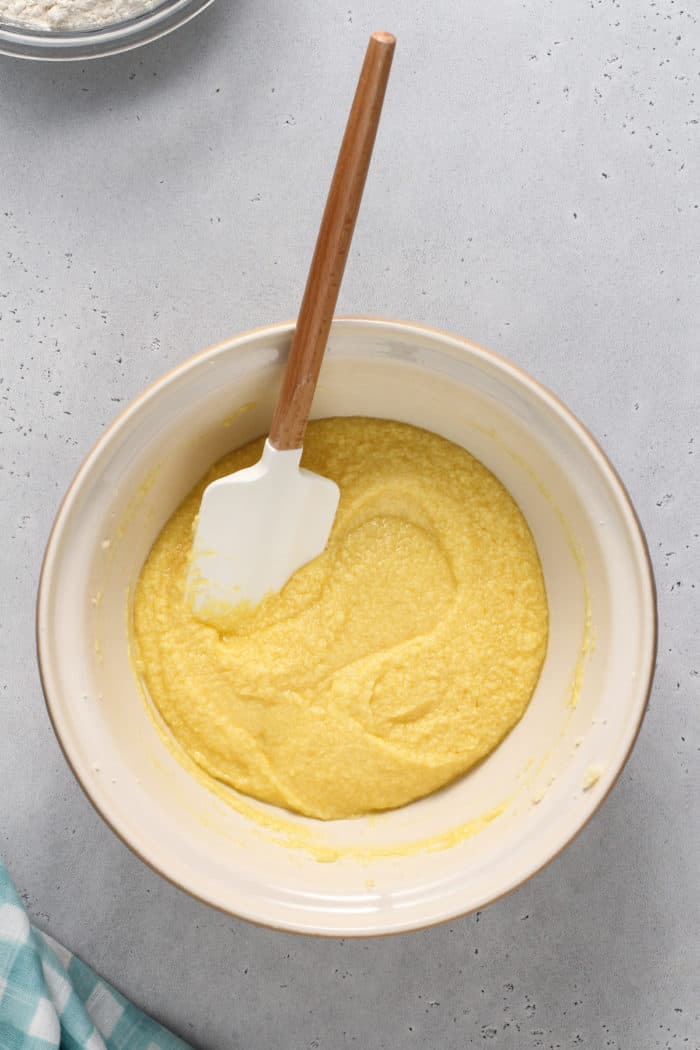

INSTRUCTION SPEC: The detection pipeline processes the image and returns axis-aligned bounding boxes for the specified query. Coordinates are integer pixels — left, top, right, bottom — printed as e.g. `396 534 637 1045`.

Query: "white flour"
0 0 159 29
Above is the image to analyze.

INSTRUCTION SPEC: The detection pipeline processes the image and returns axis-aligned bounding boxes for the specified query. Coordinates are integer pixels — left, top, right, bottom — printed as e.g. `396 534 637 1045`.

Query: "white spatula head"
186 439 340 617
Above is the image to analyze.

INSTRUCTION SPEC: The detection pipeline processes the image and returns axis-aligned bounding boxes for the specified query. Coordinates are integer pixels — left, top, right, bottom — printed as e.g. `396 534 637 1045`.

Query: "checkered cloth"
0 857 192 1050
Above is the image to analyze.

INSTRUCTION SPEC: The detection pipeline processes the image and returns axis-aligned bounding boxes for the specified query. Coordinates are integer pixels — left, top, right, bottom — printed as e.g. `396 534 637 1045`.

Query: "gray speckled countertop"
1 2 698 1047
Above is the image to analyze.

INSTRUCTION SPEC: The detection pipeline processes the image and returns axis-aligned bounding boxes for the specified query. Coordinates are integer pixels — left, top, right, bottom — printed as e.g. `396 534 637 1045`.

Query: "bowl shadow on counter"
0 0 236 117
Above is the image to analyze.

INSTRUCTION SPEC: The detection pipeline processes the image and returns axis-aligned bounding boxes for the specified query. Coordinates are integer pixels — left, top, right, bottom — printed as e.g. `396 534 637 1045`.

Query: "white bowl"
37 318 656 935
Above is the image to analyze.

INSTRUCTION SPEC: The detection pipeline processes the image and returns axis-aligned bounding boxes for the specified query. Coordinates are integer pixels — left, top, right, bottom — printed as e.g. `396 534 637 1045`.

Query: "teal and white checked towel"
0 857 192 1050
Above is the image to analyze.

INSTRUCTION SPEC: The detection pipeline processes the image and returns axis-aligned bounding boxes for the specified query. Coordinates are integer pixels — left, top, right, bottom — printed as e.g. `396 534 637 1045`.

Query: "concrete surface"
1 1 698 1047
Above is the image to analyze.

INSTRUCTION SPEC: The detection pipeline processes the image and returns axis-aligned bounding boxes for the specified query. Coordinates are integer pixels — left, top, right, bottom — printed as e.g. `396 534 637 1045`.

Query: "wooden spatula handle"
269 31 396 451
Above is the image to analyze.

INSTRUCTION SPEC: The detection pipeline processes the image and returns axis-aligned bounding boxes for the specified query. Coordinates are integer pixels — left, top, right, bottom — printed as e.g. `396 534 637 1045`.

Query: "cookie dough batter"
133 418 548 819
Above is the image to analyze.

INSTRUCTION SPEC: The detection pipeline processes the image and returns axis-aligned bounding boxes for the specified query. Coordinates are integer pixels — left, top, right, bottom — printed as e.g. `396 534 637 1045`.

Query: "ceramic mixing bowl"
37 318 656 935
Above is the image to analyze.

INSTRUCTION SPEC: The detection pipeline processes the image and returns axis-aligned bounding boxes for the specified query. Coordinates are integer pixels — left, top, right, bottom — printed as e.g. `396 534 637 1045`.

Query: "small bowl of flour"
0 0 215 59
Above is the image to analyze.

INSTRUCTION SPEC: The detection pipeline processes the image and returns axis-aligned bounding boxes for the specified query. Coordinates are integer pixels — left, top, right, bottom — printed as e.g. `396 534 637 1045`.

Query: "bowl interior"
38 319 655 934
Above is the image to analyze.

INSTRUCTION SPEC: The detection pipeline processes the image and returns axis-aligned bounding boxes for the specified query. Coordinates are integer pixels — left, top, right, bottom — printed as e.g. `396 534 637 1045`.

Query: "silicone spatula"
186 31 396 619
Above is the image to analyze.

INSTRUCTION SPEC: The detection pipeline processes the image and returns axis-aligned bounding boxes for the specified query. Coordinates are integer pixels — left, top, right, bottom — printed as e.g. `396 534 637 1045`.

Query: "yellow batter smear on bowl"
132 418 548 820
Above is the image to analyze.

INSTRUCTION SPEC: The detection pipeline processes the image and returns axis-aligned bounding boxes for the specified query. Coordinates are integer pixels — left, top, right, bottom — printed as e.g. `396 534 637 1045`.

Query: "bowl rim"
36 315 658 936
0 0 215 60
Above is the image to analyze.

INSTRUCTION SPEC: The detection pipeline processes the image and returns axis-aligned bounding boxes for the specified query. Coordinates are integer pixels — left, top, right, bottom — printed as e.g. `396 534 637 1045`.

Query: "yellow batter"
133 418 548 820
